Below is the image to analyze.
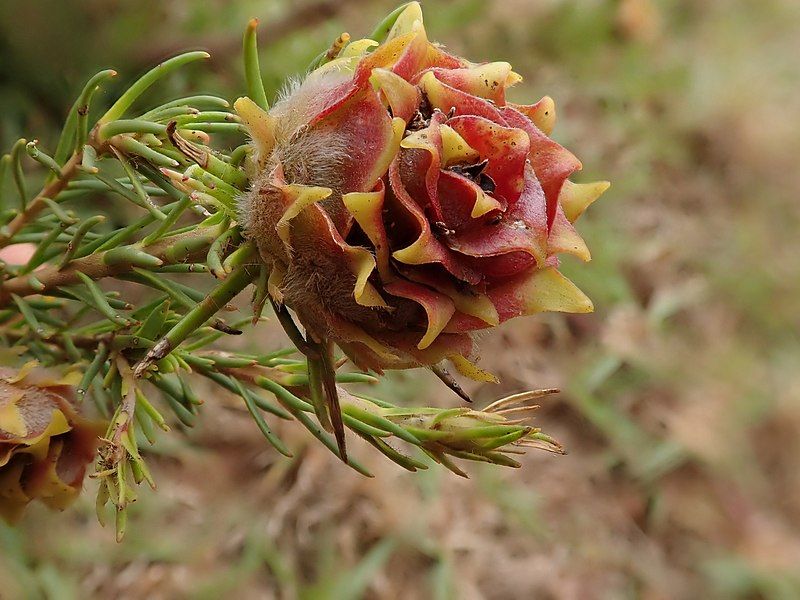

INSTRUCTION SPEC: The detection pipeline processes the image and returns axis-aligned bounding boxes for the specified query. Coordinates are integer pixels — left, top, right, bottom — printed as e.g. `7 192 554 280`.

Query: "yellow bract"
424 278 499 327
526 96 557 135
340 38 379 59
0 390 27 438
417 71 447 109
417 297 455 350
518 268 594 315
386 2 425 40
349 250 386 308
559 179 611 222
392 235 433 265
342 188 392 279
369 68 418 119
233 96 275 165
455 62 523 102
369 117 407 187
439 125 480 165
276 184 333 250
548 215 592 262
470 188 503 219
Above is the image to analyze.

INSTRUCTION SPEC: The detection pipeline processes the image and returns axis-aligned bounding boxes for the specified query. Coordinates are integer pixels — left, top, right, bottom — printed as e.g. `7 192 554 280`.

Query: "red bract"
237 3 609 380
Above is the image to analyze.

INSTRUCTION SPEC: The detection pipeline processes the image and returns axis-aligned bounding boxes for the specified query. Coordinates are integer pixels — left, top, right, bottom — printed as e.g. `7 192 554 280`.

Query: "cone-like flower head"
0 364 102 522
238 3 608 378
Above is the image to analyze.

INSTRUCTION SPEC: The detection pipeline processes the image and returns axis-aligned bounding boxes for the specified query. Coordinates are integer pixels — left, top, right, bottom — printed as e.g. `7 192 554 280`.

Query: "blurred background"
1 0 799 598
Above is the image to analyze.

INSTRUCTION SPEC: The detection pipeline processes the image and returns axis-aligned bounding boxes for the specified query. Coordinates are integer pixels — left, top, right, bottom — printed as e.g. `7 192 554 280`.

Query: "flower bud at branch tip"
238 2 608 386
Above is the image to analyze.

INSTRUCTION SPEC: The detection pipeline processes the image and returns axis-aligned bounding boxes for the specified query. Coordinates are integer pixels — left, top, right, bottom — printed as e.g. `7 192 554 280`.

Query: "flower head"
237 3 608 379
0 363 102 522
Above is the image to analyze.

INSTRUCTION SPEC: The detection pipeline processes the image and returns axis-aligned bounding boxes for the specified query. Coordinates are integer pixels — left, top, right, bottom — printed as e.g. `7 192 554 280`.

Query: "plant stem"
0 153 82 248
133 259 257 377
0 225 222 305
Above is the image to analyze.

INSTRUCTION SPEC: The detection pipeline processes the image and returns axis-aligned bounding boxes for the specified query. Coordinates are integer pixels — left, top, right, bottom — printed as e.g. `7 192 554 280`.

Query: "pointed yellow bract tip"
276 185 332 249
400 126 434 152
350 251 386 308
369 68 418 120
470 188 503 219
367 117 407 186
521 268 594 315
341 38 379 58
418 70 443 103
560 180 611 222
548 210 592 262
440 125 480 165
507 71 524 87
343 188 392 279
234 96 275 161
355 281 387 308
469 62 518 100
513 96 557 135
532 96 556 135
6 361 38 384
392 238 428 265
417 302 455 350
388 2 424 40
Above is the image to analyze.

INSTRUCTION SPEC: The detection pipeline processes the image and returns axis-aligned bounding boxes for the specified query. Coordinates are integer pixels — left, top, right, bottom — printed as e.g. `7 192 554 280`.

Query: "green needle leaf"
78 343 111 397
243 19 269 111
103 246 163 268
75 271 133 326
25 141 62 177
10 294 46 336
99 51 211 124
111 136 179 168
70 69 118 153
139 95 230 119
0 153 10 213
342 405 421 445
10 139 28 209
98 120 167 141
233 377 292 457
133 263 256 377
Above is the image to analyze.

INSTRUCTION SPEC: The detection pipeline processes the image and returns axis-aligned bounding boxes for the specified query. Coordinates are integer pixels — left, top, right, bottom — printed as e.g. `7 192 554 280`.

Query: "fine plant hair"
239 70 353 220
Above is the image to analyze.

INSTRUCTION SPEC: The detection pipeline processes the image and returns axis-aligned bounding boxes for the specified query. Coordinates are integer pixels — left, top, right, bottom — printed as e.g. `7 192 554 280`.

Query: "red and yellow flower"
0 364 102 522
236 3 608 380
